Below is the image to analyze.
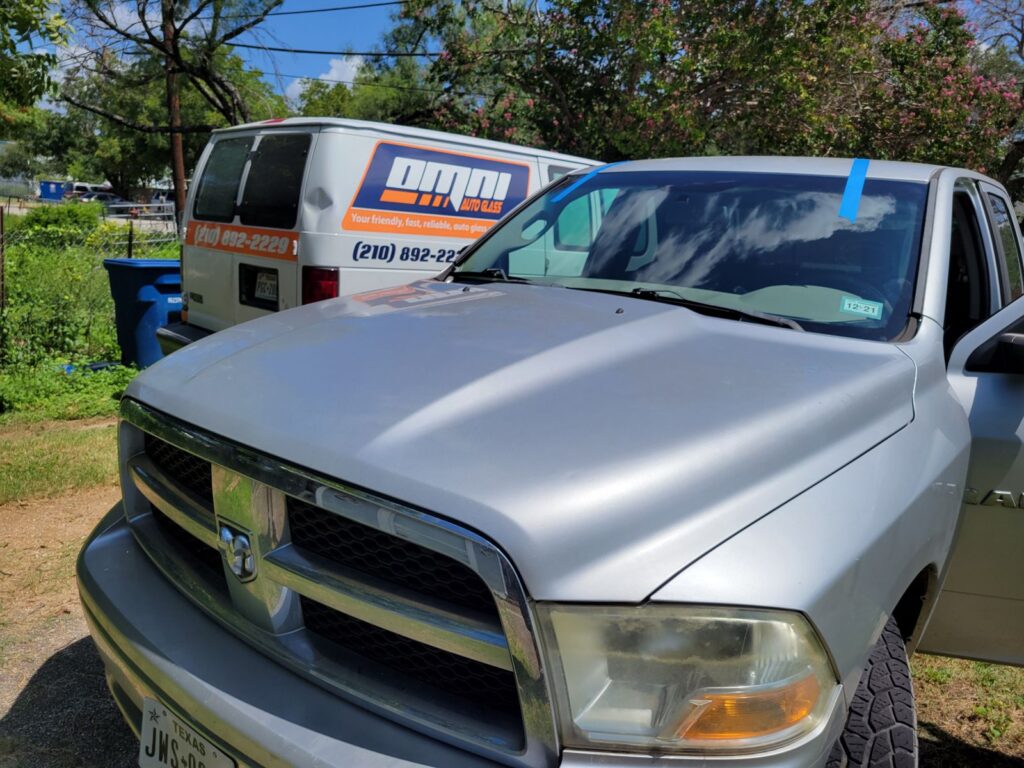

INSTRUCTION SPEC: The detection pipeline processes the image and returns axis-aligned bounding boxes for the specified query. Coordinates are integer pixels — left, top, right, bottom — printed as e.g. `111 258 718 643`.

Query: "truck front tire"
827 616 918 768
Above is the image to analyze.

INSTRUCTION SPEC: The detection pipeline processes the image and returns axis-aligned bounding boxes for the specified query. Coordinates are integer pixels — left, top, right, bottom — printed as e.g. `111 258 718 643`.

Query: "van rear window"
238 133 311 230
193 137 252 223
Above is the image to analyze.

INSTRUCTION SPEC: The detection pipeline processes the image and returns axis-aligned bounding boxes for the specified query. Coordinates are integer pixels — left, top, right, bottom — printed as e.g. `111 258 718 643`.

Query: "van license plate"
254 271 278 303
138 698 236 768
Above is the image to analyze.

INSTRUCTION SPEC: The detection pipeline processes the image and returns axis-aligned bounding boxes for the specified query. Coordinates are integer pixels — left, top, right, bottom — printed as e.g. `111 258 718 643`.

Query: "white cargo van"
160 118 596 352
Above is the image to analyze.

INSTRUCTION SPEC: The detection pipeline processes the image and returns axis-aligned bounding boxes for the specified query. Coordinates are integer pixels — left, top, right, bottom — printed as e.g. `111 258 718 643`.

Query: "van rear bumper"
156 321 212 355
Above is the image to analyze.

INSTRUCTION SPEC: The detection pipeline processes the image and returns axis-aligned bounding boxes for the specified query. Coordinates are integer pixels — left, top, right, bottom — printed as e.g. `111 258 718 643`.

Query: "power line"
234 41 533 57
235 42 445 57
83 1 405 30
209 1 407 19
276 70 493 97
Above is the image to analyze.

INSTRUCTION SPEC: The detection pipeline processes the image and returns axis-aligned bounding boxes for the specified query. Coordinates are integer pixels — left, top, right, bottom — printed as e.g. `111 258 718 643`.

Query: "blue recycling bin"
103 259 182 368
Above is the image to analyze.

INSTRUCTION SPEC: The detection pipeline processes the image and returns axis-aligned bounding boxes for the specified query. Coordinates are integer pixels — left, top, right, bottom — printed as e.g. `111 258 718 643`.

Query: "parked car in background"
64 181 111 199
79 191 129 208
79 157 1024 767
158 117 596 354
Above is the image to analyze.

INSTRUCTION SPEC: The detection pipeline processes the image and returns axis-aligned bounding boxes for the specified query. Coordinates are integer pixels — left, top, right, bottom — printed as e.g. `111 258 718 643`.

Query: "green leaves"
0 0 67 107
3 206 116 369
378 0 1020 179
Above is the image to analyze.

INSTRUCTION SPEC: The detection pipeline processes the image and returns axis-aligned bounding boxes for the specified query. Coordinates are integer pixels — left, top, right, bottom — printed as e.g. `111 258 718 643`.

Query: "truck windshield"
453 170 929 341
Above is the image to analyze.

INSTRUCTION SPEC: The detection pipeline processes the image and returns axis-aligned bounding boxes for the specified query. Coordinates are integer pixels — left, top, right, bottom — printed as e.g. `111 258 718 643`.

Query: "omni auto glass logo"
345 142 530 236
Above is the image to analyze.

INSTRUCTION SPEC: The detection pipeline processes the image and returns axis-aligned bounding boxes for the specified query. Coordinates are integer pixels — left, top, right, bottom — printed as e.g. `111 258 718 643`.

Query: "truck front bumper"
78 506 847 768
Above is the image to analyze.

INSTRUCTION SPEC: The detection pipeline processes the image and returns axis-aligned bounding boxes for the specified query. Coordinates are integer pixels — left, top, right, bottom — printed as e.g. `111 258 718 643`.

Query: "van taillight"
302 266 340 304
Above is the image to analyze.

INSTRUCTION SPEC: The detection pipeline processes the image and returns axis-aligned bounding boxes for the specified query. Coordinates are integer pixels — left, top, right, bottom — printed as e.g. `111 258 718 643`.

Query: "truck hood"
130 281 917 601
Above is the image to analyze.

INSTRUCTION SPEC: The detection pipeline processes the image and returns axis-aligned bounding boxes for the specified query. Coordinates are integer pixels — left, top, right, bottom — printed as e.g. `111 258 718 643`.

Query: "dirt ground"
0 487 136 767
0 487 1022 767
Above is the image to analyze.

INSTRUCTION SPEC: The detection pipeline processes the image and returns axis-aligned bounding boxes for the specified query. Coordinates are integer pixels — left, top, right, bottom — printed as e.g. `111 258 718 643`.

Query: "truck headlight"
537 604 837 754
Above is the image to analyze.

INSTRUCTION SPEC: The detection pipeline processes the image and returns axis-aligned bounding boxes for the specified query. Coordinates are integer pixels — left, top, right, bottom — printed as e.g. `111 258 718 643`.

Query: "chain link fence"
0 203 180 370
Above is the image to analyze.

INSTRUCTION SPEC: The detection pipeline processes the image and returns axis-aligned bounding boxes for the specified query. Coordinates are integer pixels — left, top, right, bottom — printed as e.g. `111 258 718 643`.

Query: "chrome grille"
288 497 497 615
118 399 555 767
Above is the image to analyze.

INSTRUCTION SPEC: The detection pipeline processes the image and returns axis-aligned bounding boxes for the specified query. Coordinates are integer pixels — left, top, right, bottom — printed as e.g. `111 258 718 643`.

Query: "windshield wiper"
628 287 804 330
449 267 533 284
568 285 802 331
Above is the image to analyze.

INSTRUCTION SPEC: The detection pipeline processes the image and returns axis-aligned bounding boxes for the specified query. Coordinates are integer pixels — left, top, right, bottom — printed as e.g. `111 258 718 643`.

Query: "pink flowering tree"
387 0 1021 193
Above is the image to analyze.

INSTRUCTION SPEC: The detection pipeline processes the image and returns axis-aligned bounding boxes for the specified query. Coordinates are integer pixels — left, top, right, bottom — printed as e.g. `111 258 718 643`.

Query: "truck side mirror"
965 331 1024 374
993 332 1024 373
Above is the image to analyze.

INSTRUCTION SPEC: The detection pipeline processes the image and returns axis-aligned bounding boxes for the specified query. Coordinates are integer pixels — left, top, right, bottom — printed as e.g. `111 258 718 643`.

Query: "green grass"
914 654 1024 763
0 365 135 423
0 420 119 504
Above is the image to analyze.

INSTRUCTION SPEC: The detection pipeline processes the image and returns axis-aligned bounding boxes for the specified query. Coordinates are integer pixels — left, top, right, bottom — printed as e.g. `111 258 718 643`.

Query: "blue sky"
229 1 401 104
23 2 402 108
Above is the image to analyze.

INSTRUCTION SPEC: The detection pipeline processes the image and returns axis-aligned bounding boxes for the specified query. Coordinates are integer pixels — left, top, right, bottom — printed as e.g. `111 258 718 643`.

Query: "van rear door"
183 128 314 332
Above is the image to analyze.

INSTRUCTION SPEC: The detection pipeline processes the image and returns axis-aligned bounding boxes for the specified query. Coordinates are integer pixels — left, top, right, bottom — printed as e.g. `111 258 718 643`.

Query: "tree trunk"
996 139 1024 191
162 0 188 227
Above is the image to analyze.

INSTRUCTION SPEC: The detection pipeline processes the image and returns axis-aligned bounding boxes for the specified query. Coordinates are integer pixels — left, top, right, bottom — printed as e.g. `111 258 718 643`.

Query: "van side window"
987 194 1024 303
554 195 593 251
193 137 252 223
239 133 311 230
546 165 576 184
944 190 993 356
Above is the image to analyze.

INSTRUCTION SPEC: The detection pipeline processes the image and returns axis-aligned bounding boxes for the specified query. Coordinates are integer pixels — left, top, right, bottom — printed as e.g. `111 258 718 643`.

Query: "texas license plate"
138 698 235 768
254 270 278 302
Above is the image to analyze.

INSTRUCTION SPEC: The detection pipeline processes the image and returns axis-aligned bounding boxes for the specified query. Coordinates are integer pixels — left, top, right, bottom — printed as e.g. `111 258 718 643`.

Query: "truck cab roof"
579 155 945 183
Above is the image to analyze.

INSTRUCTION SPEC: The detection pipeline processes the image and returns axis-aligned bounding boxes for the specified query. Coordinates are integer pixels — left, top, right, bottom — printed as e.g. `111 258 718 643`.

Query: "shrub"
5 202 103 247
0 203 179 368
0 363 136 421
0 202 175 418
0 238 120 367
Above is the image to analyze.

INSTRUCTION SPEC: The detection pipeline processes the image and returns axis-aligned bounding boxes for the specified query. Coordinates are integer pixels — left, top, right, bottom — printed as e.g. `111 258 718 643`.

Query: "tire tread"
826 616 917 768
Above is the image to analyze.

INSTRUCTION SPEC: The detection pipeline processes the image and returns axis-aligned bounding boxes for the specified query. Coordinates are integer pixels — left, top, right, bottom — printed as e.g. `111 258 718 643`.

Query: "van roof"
214 117 598 166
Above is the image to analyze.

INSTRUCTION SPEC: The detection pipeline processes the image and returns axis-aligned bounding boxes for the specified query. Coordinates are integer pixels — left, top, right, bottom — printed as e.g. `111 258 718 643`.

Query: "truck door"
919 179 1024 666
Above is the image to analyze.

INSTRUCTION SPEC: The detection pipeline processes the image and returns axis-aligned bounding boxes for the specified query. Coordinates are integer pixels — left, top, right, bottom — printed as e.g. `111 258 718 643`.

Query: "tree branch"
216 2 285 46
83 2 154 50
60 92 218 133
175 0 216 35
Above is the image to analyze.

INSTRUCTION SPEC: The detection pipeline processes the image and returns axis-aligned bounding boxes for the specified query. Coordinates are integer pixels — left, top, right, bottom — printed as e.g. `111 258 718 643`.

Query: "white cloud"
285 56 363 105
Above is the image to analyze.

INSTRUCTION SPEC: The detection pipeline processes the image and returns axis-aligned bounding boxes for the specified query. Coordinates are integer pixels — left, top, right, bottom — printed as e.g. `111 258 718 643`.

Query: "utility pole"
162 0 187 228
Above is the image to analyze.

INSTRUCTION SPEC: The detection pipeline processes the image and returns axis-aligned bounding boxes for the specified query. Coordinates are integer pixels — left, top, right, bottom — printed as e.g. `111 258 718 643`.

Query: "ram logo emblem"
218 524 256 581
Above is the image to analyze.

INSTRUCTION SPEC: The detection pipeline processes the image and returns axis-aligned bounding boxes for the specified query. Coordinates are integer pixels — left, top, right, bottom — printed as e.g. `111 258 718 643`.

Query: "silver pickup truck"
79 158 1024 768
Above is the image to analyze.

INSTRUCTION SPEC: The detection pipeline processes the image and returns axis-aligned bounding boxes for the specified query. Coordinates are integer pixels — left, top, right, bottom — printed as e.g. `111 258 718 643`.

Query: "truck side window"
987 194 1024 304
193 137 252 223
239 133 311 230
944 190 992 356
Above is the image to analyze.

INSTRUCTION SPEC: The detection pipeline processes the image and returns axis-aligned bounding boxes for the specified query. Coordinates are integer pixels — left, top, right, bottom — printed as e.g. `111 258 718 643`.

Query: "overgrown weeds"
0 203 179 418
0 365 134 422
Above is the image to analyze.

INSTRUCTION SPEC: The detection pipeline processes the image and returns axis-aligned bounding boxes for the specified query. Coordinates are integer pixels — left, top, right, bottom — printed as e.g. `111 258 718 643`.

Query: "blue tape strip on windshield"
838 158 870 223
551 161 627 203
